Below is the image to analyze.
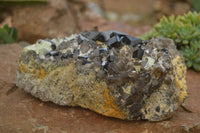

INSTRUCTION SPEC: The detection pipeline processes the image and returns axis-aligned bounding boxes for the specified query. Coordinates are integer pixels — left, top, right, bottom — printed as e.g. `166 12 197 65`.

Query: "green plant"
191 0 200 12
0 24 18 44
140 11 200 71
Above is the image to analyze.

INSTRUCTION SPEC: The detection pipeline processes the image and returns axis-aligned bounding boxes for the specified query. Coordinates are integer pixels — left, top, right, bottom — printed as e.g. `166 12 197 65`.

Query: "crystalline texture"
16 31 187 121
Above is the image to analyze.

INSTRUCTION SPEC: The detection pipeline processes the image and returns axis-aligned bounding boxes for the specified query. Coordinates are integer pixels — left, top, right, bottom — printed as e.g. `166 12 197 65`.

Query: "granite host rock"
16 30 187 121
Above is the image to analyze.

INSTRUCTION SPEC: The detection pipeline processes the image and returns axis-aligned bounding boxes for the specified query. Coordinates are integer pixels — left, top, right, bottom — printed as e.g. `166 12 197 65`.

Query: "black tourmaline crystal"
16 30 187 121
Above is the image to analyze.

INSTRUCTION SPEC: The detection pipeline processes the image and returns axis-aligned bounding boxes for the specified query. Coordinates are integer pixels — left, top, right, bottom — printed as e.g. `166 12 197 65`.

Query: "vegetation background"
0 0 200 133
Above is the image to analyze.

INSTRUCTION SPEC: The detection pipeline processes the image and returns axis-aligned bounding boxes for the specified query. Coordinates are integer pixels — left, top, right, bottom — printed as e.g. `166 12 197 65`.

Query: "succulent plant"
140 11 200 71
191 0 200 12
0 24 18 44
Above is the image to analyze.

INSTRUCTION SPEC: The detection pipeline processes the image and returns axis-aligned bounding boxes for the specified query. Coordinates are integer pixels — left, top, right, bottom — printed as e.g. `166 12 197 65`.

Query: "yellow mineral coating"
36 68 46 79
172 56 188 103
36 61 125 119
73 70 124 119
102 88 125 119
141 83 178 121
22 34 78 59
18 61 46 79
119 45 132 58
140 55 187 121
19 64 27 73
96 41 104 45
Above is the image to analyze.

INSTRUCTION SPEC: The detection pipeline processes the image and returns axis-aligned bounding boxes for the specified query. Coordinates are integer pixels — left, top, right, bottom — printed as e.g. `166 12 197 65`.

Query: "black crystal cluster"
77 30 157 119
17 28 187 121
41 30 173 120
80 30 146 60
43 30 147 63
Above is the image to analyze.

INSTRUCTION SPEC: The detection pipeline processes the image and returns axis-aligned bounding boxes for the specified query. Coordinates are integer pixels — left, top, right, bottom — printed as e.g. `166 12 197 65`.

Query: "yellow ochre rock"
16 31 187 121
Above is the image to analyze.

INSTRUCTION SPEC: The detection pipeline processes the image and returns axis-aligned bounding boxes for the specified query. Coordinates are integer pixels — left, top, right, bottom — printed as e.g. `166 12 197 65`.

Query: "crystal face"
16 30 187 121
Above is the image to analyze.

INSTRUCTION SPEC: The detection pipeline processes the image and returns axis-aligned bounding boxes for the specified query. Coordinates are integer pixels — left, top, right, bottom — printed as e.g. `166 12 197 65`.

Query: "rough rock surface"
16 31 187 121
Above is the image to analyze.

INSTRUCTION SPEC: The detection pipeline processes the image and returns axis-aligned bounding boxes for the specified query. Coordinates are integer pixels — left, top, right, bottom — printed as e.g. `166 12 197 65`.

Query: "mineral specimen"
16 30 187 121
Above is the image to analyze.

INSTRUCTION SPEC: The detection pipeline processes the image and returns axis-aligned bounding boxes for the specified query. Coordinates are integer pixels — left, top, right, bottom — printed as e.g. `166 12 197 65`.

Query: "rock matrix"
16 30 187 121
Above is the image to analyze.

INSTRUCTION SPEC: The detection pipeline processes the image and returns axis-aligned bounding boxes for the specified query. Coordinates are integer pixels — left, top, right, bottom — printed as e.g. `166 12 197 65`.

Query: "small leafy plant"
0 24 18 44
141 11 200 71
191 0 200 12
